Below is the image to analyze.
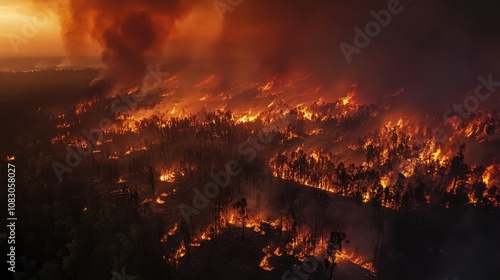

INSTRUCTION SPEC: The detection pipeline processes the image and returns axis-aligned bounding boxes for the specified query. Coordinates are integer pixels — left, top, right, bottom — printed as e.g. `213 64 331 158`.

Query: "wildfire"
259 78 275 92
273 247 283 256
55 123 71 129
456 111 496 142
195 75 216 88
483 164 499 187
468 192 478 205
74 95 99 115
432 148 442 162
446 181 455 193
259 245 274 271
160 170 182 182
51 135 66 143
418 139 451 164
336 250 376 274
124 146 148 156
259 255 273 271
237 111 260 124
380 175 392 188
168 241 187 268
42 71 499 277
160 234 168 243
297 104 315 121
155 193 170 204
168 223 179 236
339 92 355 106
161 223 179 243
310 150 320 162
6 156 15 161
307 128 324 135
362 192 371 203
200 231 211 240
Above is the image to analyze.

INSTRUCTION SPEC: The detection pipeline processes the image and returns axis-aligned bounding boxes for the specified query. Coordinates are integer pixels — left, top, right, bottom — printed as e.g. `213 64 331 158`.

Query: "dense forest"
1 69 499 280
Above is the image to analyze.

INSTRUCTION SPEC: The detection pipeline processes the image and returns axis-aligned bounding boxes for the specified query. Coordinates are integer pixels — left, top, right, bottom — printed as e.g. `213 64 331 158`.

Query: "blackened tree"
147 166 156 196
449 144 470 194
234 198 248 240
325 231 346 280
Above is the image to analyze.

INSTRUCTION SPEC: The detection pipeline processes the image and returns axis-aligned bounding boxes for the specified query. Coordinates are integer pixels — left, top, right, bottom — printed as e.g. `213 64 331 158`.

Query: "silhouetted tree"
473 181 487 206
449 144 470 193
325 231 346 280
234 198 248 240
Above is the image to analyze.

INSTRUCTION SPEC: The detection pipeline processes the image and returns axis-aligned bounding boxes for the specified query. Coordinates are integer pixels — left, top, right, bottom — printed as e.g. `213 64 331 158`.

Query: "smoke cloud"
37 0 500 108
37 0 196 90
211 0 500 108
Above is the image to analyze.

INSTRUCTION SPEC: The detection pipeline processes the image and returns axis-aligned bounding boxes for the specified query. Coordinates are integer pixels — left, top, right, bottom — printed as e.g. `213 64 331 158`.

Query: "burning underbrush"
160 201 378 279
44 74 499 279
49 74 499 212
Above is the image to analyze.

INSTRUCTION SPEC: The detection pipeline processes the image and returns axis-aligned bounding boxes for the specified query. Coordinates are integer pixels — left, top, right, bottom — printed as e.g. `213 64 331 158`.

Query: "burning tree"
325 231 346 280
234 198 249 240
449 144 470 194
147 166 157 196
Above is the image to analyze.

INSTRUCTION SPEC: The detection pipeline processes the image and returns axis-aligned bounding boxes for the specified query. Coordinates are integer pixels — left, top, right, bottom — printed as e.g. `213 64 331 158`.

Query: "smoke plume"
39 0 196 91
211 0 500 106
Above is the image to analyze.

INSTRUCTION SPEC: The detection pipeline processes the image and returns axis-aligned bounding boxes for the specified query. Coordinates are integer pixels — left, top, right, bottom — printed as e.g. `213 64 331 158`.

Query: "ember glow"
33 72 500 279
159 170 178 182
337 251 376 274
259 245 274 271
3 0 500 279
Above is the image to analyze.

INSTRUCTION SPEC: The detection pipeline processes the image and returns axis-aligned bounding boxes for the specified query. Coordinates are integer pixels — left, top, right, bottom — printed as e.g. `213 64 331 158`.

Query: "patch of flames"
167 241 186 268
483 164 499 187
156 197 166 204
259 245 274 271
160 170 182 182
336 250 376 274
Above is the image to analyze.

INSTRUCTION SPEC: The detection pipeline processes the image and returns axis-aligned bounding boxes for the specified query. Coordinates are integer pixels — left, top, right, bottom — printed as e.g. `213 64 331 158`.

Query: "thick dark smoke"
212 0 500 110
38 0 500 108
39 0 195 90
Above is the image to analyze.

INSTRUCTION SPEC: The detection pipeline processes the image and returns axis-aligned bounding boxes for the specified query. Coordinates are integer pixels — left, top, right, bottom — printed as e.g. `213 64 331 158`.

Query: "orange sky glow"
0 0 222 57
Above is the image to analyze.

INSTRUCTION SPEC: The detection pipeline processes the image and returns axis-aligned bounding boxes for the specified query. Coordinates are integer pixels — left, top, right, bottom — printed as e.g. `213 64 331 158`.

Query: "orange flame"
259 245 274 271
336 250 376 274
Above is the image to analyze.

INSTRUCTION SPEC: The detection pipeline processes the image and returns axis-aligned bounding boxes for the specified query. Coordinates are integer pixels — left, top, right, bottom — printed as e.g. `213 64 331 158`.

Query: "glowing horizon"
0 0 222 57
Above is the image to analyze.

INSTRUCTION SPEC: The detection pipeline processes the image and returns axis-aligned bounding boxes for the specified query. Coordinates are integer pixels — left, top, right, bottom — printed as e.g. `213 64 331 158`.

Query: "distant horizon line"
0 54 209 58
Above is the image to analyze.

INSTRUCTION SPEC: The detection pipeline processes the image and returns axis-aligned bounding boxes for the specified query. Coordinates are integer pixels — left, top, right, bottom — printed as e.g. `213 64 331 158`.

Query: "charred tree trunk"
241 220 245 240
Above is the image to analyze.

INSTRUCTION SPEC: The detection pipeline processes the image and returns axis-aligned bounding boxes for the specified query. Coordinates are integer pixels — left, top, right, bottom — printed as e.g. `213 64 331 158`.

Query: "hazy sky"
0 0 499 109
0 0 221 57
0 0 65 55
